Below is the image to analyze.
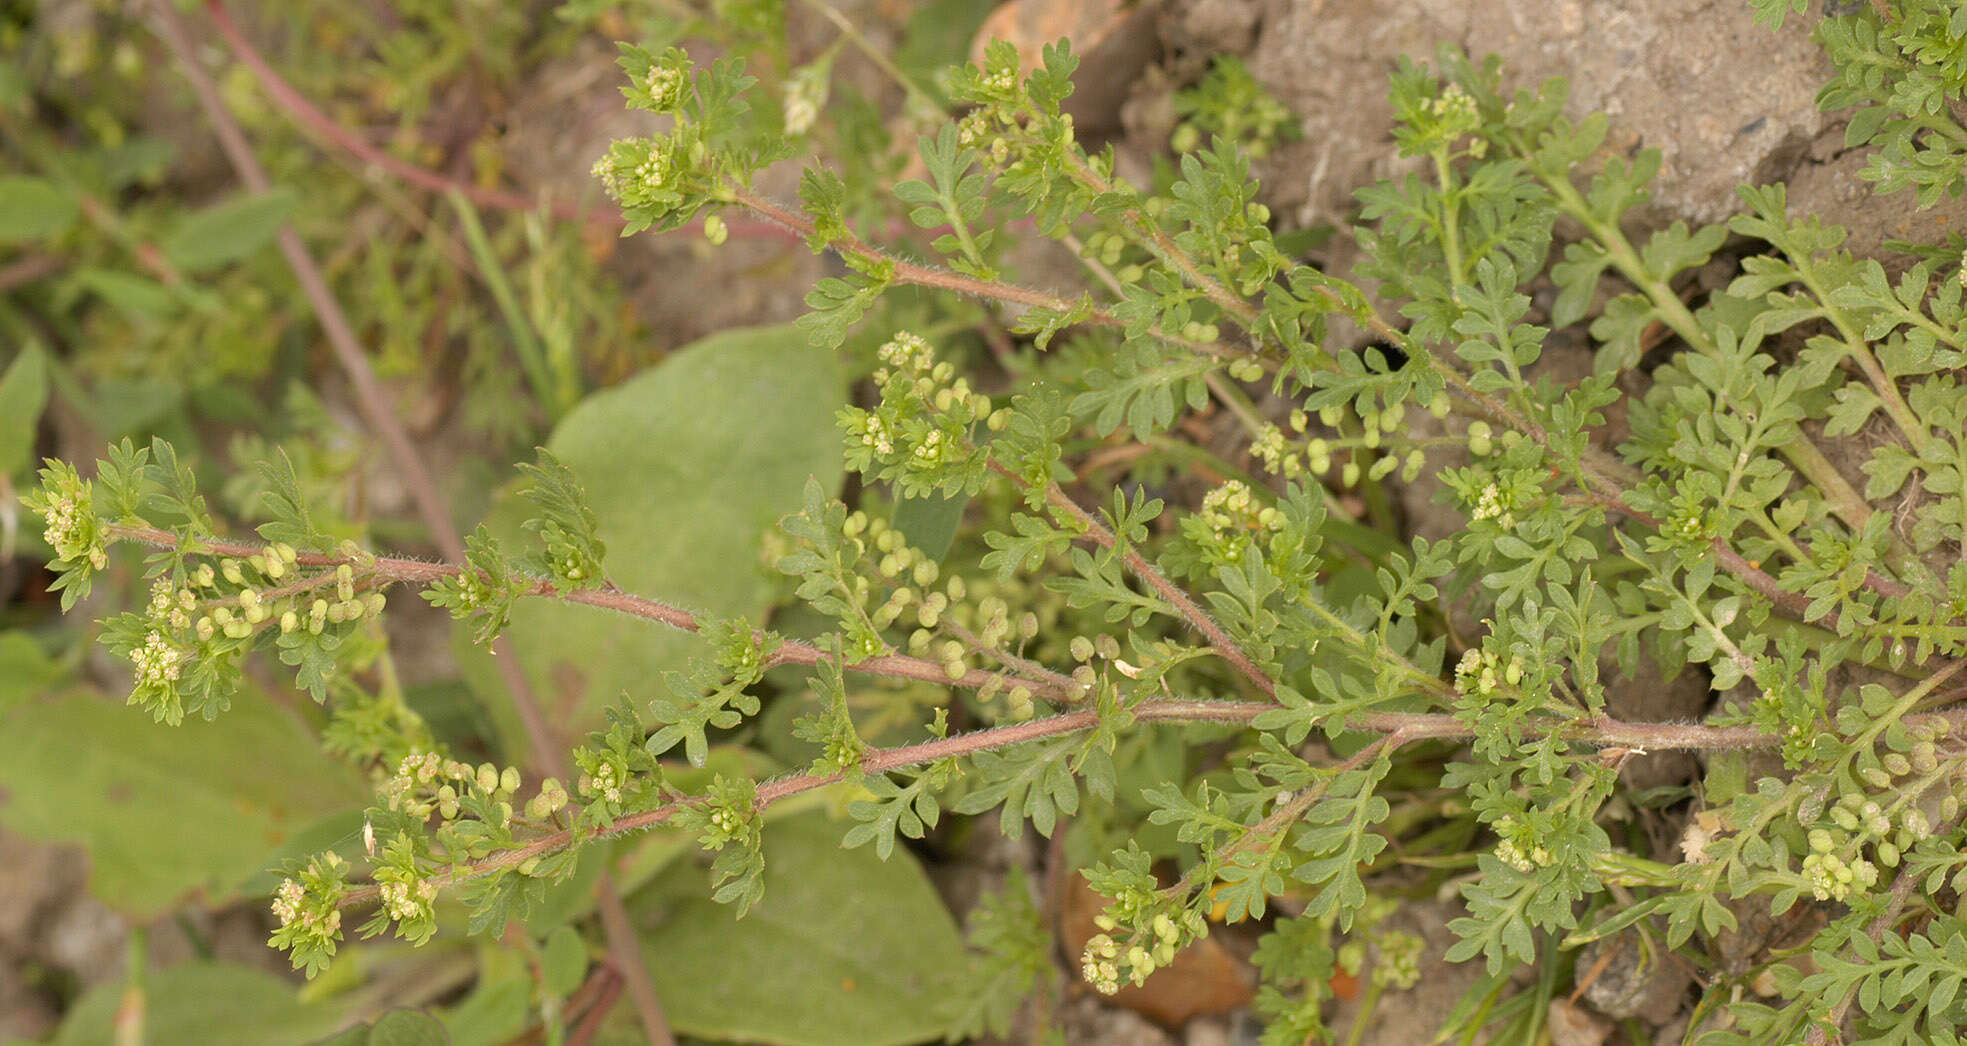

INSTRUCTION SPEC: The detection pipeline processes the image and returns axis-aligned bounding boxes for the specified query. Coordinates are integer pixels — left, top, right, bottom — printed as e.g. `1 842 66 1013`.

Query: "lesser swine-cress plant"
26 1 1967 1040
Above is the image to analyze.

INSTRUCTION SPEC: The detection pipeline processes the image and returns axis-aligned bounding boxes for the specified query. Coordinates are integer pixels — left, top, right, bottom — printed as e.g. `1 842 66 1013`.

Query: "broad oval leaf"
0 688 368 916
161 188 300 274
633 811 973 1045
463 323 845 742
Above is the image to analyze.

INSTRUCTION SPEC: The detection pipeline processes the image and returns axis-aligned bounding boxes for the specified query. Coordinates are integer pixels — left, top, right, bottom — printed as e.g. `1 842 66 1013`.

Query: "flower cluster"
1491 815 1552 873
593 136 682 213
782 61 829 137
268 851 351 978
1801 835 1879 902
1373 930 1424 990
31 464 106 570
1185 480 1283 569
838 331 1004 497
1454 644 1524 697
1081 908 1197 994
380 750 521 822
375 866 437 925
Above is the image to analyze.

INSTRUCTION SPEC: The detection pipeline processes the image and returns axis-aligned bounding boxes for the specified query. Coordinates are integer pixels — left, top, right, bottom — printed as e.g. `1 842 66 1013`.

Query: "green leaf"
0 176 78 244
0 343 48 477
0 688 367 916
51 961 343 1045
161 188 299 274
0 631 64 714
72 266 179 318
540 924 588 997
890 488 968 560
462 323 844 741
633 811 973 1046
365 1010 450 1046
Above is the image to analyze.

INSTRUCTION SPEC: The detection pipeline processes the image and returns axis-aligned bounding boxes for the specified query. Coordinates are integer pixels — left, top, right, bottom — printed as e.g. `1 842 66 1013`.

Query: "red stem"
201 0 790 243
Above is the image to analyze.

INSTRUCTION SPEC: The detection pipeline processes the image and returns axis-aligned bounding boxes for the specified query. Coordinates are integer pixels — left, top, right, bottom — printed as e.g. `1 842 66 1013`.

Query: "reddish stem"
201 0 790 243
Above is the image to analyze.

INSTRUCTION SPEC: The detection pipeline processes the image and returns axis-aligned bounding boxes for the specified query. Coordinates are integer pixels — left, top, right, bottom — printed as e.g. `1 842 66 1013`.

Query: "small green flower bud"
1070 636 1095 662
196 617 215 640
279 610 299 633
477 763 499 793
703 213 728 245
223 620 252 639
222 559 245 586
263 556 286 580
1883 753 1912 777
500 766 521 794
275 542 298 565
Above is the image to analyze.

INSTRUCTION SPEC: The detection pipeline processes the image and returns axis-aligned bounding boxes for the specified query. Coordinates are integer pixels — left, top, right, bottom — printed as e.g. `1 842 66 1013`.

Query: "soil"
8 0 1960 1042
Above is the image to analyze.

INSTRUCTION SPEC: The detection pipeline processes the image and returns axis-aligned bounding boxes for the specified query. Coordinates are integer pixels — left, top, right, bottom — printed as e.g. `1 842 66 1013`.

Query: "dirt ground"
6 0 1961 1042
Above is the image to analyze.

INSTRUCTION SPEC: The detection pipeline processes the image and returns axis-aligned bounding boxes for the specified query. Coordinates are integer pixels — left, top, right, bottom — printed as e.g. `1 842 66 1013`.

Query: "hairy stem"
337 700 1803 912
